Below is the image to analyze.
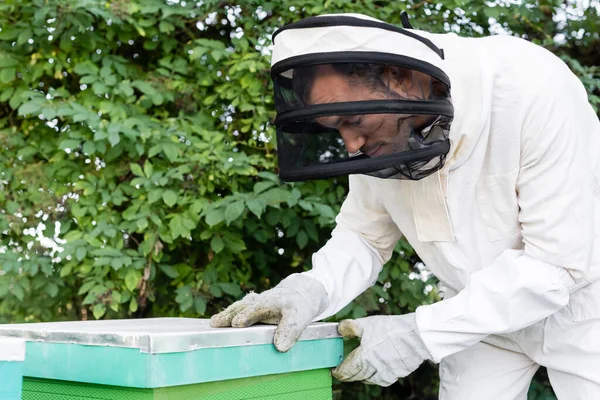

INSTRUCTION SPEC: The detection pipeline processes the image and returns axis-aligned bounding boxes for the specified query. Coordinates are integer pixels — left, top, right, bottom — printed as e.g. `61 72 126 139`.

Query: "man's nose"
339 128 366 155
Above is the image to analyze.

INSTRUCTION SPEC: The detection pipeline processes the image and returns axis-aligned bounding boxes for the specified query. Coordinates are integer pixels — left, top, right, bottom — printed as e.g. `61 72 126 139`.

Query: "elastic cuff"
557 268 584 294
414 305 444 363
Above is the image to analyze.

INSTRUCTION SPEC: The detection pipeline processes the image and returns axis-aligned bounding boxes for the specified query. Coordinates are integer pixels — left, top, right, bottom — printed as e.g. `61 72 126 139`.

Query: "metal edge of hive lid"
0 318 341 354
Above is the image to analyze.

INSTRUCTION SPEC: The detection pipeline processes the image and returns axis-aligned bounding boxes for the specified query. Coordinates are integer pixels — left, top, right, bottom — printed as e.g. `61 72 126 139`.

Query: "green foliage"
0 0 598 398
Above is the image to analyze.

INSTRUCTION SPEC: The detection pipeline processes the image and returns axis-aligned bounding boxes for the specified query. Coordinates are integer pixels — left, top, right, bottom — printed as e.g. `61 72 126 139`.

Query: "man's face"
307 65 435 157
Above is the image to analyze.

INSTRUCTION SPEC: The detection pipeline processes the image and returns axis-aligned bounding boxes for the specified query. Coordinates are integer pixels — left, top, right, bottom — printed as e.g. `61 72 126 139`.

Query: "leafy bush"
1 0 598 398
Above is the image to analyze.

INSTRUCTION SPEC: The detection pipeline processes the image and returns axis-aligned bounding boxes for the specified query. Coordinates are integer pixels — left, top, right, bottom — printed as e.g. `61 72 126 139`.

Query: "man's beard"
359 84 435 156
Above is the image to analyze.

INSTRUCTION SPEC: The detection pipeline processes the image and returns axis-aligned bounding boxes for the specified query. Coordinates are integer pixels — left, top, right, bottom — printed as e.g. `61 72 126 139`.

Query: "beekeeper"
211 13 600 399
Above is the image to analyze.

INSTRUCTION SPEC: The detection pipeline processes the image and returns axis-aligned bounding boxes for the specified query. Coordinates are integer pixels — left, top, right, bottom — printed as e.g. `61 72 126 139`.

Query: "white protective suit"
275 18 600 399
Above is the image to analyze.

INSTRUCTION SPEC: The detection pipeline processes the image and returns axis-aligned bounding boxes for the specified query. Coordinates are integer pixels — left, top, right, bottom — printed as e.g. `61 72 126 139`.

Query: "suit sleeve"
304 174 403 320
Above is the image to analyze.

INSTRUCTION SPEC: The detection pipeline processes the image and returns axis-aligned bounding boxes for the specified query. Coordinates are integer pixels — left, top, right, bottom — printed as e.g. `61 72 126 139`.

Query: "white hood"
271 13 447 74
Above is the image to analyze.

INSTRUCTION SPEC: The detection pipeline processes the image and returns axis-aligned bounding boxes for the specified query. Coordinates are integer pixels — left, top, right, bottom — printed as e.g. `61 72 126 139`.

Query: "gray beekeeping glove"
332 313 432 386
210 273 329 352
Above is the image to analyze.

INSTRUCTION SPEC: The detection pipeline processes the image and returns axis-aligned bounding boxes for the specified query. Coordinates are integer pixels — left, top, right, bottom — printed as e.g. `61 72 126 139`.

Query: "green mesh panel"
23 378 151 400
23 369 332 400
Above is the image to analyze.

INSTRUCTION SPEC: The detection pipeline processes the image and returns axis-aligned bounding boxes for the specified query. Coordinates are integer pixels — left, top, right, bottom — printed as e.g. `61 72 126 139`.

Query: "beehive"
0 318 343 399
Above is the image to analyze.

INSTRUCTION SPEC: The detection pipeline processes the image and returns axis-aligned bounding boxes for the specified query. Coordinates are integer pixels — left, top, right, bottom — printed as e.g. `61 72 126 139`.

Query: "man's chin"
368 145 386 157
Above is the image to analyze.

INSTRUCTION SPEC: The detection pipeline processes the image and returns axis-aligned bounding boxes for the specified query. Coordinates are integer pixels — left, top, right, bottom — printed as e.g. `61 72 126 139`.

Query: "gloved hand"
209 273 329 352
332 313 431 387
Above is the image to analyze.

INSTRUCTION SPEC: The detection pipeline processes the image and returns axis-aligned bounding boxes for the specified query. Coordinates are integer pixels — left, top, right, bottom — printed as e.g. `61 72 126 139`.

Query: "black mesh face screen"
368 151 448 180
272 58 453 182
276 116 451 181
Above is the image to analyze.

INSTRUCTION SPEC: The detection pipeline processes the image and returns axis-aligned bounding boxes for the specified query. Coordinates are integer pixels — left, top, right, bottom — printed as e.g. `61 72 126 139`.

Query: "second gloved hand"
332 313 432 387
209 273 329 352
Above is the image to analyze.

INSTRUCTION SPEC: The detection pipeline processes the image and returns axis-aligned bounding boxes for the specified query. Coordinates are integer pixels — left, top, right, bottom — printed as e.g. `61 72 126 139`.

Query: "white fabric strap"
0 336 26 362
410 170 454 242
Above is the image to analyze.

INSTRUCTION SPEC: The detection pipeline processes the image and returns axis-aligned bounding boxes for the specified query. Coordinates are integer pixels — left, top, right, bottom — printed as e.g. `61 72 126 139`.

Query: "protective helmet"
271 13 453 182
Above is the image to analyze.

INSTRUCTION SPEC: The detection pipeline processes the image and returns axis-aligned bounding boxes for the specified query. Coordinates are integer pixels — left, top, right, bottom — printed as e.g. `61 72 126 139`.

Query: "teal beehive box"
0 318 343 399
0 336 26 400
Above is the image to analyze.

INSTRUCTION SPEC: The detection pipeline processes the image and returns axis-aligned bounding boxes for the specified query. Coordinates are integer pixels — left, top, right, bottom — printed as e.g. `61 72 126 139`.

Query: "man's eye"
346 116 363 127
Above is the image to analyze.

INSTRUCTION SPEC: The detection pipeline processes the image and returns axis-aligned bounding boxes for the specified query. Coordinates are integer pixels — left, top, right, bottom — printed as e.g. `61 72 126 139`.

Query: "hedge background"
0 0 598 398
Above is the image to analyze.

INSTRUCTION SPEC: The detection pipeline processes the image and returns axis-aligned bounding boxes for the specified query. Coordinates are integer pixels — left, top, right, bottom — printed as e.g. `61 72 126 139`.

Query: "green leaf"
483 6 503 19
92 82 109 95
159 265 179 278
162 190 177 207
139 239 154 256
82 141 96 155
110 302 120 312
205 208 225 227
210 236 225 253
0 68 16 83
304 220 319 242
0 50 19 62
169 215 190 239
74 62 99 76
209 284 223 297
78 280 96 295
18 146 37 159
129 297 139 313
93 303 106 319
132 80 157 96
259 188 291 206
225 201 245 224
0 87 14 102
219 283 242 297
296 230 309 249
76 247 87 261
12 284 25 301
17 29 32 46
130 163 144 177
253 181 276 194
112 291 122 303
257 171 280 183
125 269 141 292
246 198 265 218
92 247 123 257
190 200 204 215
43 106 57 120
152 94 164 105
119 81 135 97
18 99 44 116
194 296 207 314
352 306 367 319
0 283 9 297
108 130 120 146
222 234 246 253
159 21 175 33
143 160 154 177
162 143 179 162
148 189 164 204
45 283 60 298
182 218 196 230
80 75 97 84
313 204 336 220
82 291 97 305
286 217 300 237
111 257 124 270
94 257 112 266
150 213 163 227
105 74 117 86
60 264 73 278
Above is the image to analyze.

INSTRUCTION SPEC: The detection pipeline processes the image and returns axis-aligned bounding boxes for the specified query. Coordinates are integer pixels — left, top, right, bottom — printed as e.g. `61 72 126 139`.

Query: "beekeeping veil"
270 13 453 182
